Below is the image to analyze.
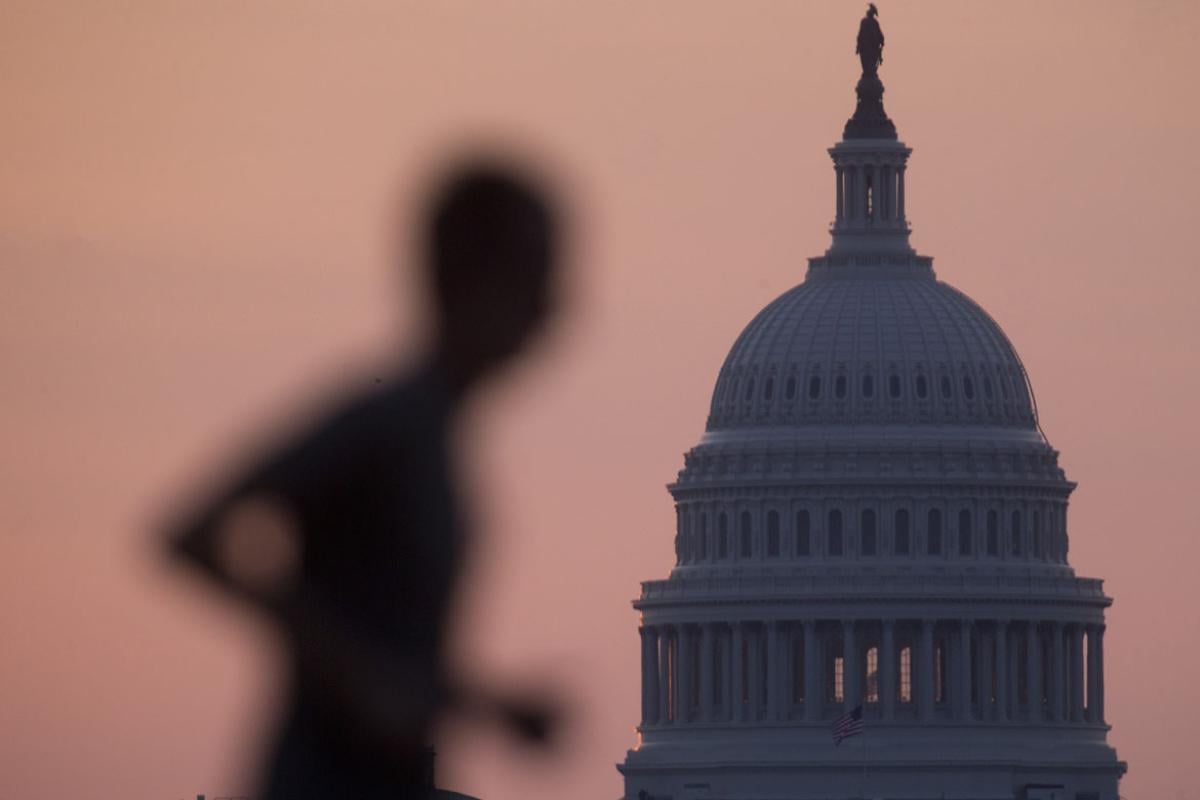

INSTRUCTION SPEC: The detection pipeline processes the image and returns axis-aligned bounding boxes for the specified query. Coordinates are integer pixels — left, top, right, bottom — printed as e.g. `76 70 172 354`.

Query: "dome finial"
845 4 897 140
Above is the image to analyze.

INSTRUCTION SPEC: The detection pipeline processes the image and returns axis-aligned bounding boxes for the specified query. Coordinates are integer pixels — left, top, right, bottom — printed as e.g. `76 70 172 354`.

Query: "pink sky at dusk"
2 2 1198 798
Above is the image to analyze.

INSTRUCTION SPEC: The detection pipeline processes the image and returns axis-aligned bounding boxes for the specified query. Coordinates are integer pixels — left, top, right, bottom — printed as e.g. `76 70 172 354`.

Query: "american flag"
831 704 864 745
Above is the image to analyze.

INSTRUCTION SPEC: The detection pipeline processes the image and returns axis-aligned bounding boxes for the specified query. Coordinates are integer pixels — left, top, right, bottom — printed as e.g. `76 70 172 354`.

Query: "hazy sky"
2 2 1198 798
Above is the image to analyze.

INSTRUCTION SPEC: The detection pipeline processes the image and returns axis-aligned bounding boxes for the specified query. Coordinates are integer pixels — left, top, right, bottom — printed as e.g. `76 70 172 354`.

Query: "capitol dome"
620 12 1123 800
708 264 1038 431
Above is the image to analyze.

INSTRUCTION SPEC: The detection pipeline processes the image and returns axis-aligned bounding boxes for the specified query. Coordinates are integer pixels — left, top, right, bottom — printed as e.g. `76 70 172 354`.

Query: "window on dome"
895 509 911 555
986 510 999 556
889 374 902 399
1010 510 1022 556
796 510 811 556
940 375 953 399
835 375 847 399
927 509 942 555
958 510 973 556
809 375 822 400
767 510 781 557
828 510 844 556
785 376 797 400
915 374 928 399
862 374 875 398
764 377 775 401
718 512 729 559
745 378 756 401
861 509 877 556
740 511 753 558
963 375 975 400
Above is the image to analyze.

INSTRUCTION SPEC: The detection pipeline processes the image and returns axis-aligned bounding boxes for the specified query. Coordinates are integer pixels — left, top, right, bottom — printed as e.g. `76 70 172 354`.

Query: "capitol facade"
617 17 1125 800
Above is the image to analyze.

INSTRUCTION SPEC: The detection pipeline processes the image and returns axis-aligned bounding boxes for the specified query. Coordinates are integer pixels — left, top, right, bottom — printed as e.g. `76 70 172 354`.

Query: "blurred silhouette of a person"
857 3 884 76
162 162 562 799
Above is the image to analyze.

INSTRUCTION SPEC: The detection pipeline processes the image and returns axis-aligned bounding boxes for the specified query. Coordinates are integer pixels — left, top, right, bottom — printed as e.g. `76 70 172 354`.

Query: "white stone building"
617 23 1125 800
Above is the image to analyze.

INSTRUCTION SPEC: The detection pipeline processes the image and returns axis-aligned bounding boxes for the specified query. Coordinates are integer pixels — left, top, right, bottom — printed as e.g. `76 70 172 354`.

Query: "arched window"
828 509 844 556
963 375 975 400
894 508 911 555
940 375 953 399
808 375 822 400
861 509 877 556
1010 510 1022 556
718 512 729 559
796 510 811 556
785 376 797 400
835 374 847 399
764 377 775 401
889 374 902 399
986 510 999 556
740 511 753 558
958 509 973 556
915 374 929 399
744 378 756 401
899 646 913 703
697 512 708 560
862 374 875 398
927 508 943 555
766 510 781 557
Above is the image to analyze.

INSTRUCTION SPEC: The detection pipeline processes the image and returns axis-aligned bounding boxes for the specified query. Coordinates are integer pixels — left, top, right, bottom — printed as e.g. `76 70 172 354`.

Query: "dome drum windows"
718 512 730 559
914 373 929 400
1010 510 1022 557
739 510 754 558
958 509 973 556
888 373 903 400
986 510 999 557
828 509 844 556
795 510 812 556
861 509 878 556
834 373 848 401
894 508 911 555
861 373 875 399
927 508 943 556
785 375 798 401
808 374 823 401
766 510 781 557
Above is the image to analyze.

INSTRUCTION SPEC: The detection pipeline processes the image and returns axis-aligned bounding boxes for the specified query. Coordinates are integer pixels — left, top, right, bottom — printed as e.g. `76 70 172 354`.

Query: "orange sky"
2 2 1198 798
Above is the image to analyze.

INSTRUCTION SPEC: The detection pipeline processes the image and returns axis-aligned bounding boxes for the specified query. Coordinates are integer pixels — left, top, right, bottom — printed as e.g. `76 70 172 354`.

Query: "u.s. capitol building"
618 10 1124 800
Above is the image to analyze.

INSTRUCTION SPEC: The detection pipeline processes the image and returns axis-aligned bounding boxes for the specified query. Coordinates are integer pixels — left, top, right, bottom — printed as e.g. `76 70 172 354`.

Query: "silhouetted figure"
856 3 884 77
163 163 562 799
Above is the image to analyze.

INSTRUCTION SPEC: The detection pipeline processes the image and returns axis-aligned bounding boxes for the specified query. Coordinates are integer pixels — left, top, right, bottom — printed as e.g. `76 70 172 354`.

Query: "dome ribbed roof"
707 264 1037 431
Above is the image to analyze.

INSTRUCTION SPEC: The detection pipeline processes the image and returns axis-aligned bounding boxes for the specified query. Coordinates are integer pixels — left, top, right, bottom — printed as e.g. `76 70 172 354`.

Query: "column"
700 624 715 722
856 164 867 222
766 621 781 720
919 620 935 721
996 620 1009 722
748 625 763 720
1095 625 1106 723
1069 625 1084 723
731 622 745 722
881 620 896 721
844 620 860 709
677 626 692 724
1026 622 1042 722
835 166 845 222
979 624 993 721
658 625 672 724
874 165 883 224
880 165 891 221
1052 622 1066 722
642 626 658 725
804 620 821 721
898 165 907 222
958 620 973 721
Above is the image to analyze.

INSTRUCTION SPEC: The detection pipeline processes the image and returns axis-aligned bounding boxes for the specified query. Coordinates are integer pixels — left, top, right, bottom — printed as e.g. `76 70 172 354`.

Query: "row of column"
640 618 1105 728
834 162 906 225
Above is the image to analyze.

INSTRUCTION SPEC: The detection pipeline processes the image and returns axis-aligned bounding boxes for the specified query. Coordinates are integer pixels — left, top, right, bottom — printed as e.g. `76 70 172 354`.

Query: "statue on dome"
856 3 885 76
